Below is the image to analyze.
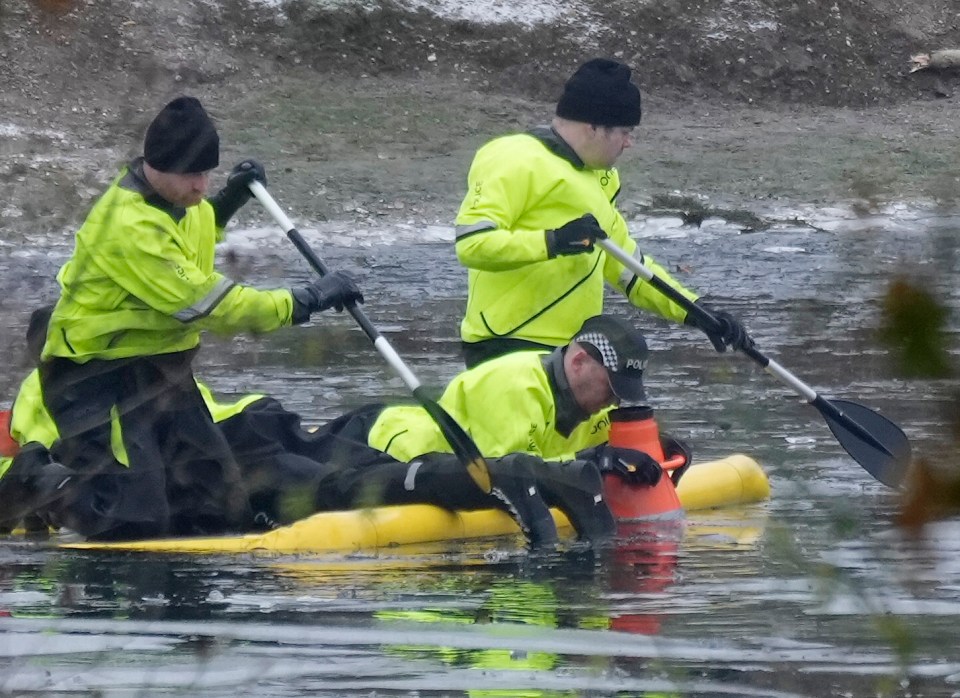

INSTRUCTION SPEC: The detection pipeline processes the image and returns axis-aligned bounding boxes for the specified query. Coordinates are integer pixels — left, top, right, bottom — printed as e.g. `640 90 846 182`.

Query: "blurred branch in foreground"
879 276 960 530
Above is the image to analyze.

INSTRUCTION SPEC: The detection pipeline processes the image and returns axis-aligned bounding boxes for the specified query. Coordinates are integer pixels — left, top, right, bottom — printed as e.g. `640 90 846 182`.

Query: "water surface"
1 202 958 696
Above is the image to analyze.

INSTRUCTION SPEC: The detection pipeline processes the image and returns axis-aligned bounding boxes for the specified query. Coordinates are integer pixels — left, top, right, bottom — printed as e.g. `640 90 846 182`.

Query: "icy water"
1 202 960 696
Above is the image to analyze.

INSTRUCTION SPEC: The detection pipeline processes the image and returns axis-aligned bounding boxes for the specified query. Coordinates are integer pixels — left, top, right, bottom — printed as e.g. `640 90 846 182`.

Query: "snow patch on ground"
247 0 587 25
701 0 781 40
402 0 573 25
0 123 68 141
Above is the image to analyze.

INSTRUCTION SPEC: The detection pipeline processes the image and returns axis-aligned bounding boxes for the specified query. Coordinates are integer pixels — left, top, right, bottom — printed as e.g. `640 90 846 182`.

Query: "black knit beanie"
555 58 642 127
143 96 220 174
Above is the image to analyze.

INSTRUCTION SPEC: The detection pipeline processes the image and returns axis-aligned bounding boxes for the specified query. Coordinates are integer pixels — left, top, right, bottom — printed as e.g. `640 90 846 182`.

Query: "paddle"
597 237 911 488
248 181 492 494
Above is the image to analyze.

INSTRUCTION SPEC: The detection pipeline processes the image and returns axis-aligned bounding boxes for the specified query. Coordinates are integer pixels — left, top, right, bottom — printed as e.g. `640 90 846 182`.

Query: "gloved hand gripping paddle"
597 237 911 489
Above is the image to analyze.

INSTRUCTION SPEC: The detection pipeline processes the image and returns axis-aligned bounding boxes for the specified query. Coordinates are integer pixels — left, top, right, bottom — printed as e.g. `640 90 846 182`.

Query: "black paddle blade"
415 388 493 494
820 398 911 488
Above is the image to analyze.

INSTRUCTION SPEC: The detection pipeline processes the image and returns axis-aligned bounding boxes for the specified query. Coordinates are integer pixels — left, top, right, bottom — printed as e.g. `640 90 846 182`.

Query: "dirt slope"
253 0 960 107
1 0 958 234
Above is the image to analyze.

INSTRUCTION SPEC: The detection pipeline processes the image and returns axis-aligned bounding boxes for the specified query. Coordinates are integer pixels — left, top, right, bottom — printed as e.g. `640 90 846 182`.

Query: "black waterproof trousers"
266 403 616 545
39 350 250 540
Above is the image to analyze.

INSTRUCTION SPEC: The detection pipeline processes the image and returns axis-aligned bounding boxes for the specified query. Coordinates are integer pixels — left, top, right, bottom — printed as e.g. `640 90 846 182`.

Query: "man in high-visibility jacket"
454 57 752 368
31 97 364 541
366 315 670 463
318 314 691 545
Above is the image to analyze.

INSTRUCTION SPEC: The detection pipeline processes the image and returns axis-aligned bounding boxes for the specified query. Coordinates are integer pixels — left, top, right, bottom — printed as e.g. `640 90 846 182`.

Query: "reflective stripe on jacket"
454 129 698 347
42 161 294 363
366 350 609 462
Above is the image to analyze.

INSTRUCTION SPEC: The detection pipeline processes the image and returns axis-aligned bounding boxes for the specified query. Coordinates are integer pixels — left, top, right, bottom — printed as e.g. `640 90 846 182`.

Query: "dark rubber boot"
353 452 558 550
487 455 559 550
0 442 74 524
531 458 617 543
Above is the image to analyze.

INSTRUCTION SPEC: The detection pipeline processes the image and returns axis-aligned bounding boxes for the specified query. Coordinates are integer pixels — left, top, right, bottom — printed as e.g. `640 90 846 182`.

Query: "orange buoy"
602 406 686 521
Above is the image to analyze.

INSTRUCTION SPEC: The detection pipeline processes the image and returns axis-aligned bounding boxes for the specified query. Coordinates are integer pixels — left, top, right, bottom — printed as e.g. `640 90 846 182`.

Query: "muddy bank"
1 0 959 236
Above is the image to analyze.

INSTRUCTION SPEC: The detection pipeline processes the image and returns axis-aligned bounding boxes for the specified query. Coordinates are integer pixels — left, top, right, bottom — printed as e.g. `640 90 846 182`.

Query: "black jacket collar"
119 157 187 222
527 125 585 170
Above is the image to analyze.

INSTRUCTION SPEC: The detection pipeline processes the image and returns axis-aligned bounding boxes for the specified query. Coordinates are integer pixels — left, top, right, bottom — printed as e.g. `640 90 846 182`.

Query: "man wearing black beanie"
29 96 364 541
555 58 642 132
454 57 752 371
143 96 220 175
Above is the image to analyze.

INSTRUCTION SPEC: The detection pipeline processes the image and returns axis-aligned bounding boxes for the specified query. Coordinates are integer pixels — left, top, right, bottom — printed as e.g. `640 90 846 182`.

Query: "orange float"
602 406 689 521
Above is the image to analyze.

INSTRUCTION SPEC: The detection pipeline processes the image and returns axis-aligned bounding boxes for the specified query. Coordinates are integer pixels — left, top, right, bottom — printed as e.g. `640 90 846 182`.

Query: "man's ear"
567 345 591 374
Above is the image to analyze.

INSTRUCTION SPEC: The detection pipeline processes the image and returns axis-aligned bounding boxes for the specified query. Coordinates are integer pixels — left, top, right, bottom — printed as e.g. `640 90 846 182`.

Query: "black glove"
209 159 268 228
227 158 267 191
545 214 608 258
684 300 753 352
290 271 364 324
578 444 662 487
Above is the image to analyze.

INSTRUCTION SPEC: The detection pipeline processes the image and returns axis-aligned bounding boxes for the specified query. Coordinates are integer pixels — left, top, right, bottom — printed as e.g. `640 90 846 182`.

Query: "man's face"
148 169 211 207
581 125 635 169
567 345 619 415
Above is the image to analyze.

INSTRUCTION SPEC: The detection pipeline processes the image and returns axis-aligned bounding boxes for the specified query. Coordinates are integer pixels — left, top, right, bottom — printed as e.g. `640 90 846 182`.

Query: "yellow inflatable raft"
61 454 769 555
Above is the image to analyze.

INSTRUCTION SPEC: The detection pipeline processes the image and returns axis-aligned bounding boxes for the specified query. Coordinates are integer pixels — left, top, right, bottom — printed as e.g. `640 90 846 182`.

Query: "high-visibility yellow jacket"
42 160 294 363
454 128 698 347
367 349 609 462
